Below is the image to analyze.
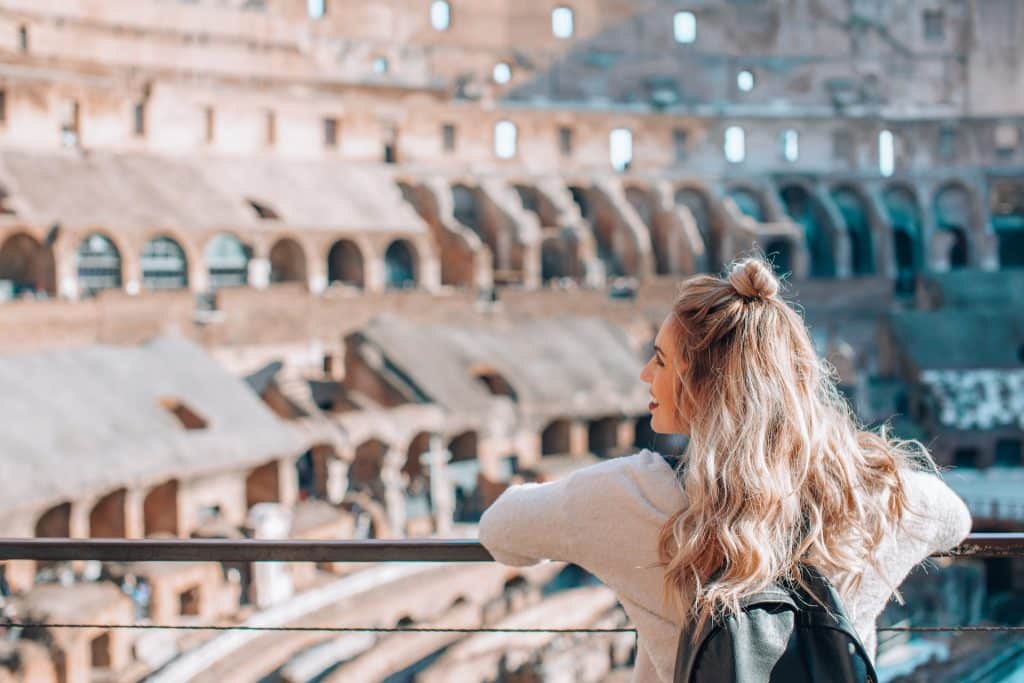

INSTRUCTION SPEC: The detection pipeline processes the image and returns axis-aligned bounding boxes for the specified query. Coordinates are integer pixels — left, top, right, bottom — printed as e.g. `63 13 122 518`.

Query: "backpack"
672 565 878 683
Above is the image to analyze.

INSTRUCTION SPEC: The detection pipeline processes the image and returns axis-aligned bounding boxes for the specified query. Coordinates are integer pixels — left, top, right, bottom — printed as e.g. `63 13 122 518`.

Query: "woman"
478 257 972 682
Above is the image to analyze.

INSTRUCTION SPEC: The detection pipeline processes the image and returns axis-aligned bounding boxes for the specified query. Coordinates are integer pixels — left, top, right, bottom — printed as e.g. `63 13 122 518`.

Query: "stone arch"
778 183 836 278
628 185 681 275
830 186 876 276
989 179 1024 268
567 184 590 219
269 237 307 285
141 235 188 291
514 184 559 226
541 235 573 281
383 239 417 289
447 431 478 463
89 489 127 538
541 419 572 456
404 431 432 483
35 502 71 538
143 480 180 537
882 184 923 292
205 232 251 290
245 461 282 508
0 232 56 297
76 232 123 296
933 182 973 269
726 186 765 222
451 183 508 274
327 239 365 289
624 186 655 226
587 417 619 457
351 439 389 502
674 186 715 269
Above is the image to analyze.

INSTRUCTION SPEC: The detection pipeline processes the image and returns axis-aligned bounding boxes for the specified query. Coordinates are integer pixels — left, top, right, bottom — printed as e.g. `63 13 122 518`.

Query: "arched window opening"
673 11 696 43
779 185 835 278
780 129 799 163
141 236 188 291
736 70 755 93
493 63 512 85
90 489 127 538
0 232 56 298
726 187 764 221
143 480 180 537
448 431 478 463
246 461 282 509
724 126 745 163
883 187 922 292
542 420 572 456
624 187 653 226
609 128 633 172
878 130 895 177
430 1 451 31
205 233 250 290
989 180 1024 268
269 238 307 284
541 237 571 282
552 7 574 38
452 185 481 232
588 418 619 458
471 366 518 401
934 184 971 269
568 185 590 219
77 233 122 296
327 240 365 289
351 440 388 502
675 188 713 252
494 120 517 159
831 187 876 276
384 240 417 289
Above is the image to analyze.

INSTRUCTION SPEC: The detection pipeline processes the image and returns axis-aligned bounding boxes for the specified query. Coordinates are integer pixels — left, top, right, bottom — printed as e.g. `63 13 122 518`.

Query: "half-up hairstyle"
657 255 932 632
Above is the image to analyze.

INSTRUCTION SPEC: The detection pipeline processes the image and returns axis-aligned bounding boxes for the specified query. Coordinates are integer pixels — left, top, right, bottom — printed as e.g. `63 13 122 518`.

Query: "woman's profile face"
639 314 689 435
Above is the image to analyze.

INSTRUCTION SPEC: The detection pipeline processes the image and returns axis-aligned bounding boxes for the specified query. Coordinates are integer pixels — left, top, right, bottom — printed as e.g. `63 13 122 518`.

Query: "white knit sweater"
478 450 973 683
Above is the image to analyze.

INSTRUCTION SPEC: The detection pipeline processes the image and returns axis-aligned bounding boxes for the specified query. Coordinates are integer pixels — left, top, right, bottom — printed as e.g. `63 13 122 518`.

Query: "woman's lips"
649 401 658 411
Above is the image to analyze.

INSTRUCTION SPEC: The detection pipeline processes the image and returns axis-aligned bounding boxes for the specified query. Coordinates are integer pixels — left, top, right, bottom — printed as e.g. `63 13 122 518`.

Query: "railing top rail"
0 532 1020 563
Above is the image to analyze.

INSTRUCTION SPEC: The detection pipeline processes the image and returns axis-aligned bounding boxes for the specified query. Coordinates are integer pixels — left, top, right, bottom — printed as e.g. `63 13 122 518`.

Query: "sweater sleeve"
903 468 973 555
478 475 573 566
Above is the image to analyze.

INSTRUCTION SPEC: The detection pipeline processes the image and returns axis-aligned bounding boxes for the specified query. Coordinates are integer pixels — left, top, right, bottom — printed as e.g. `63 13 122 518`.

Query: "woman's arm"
478 475 575 566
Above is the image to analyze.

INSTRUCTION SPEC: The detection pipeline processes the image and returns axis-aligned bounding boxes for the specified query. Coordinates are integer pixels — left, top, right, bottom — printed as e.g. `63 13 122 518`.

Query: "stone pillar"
56 247 79 300
364 253 387 293
246 504 293 609
569 421 589 457
248 257 270 289
326 455 349 505
277 458 298 508
425 435 454 537
124 488 145 539
616 420 636 454
382 449 407 538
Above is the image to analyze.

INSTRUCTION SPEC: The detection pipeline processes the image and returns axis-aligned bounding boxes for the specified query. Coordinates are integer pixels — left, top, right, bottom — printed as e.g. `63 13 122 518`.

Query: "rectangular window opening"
204 106 215 144
324 117 339 149
559 126 574 157
442 123 456 152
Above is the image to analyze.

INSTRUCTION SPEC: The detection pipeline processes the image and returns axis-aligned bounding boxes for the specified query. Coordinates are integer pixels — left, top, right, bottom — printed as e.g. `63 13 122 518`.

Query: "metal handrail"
0 532 1020 563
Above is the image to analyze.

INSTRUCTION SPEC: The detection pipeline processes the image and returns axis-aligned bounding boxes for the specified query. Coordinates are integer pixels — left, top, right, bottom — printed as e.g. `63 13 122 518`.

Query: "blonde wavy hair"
657 255 932 631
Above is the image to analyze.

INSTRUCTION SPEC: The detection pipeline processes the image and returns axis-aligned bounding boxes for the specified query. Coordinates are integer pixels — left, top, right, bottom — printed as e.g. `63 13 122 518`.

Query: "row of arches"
0 232 422 298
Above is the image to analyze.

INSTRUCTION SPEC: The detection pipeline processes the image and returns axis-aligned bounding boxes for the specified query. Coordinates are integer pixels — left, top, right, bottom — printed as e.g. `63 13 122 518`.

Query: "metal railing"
1 533 1022 637
1 532 1021 563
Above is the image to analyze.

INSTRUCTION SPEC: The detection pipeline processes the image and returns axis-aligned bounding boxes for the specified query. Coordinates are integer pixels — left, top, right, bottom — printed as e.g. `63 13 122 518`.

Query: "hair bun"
727 258 779 300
